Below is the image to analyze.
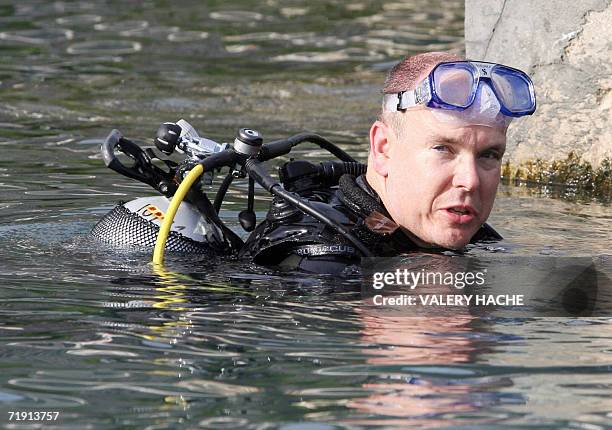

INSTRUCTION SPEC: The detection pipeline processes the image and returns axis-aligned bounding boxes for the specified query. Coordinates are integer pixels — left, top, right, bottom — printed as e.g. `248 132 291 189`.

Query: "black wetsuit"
240 171 502 273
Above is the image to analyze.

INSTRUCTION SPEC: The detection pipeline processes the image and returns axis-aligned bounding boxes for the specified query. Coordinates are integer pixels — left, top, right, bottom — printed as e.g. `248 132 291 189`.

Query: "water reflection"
0 28 74 44
66 40 142 55
347 314 515 428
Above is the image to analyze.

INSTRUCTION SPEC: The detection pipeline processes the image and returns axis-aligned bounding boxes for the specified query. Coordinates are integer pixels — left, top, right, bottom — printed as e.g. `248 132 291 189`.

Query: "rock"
465 0 612 168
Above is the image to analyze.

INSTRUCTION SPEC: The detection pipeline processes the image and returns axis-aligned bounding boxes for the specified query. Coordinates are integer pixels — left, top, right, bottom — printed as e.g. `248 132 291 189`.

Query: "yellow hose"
152 164 204 266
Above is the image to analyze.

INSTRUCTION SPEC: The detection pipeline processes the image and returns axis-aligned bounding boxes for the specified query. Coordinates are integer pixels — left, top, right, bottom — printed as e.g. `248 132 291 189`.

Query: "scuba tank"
91 196 221 253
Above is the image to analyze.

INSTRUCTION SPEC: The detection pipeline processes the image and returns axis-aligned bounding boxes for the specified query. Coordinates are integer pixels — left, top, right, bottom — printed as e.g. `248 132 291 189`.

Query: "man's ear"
369 120 393 177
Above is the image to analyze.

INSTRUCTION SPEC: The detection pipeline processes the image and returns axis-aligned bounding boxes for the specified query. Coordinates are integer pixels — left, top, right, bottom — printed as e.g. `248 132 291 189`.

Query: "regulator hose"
152 149 238 266
152 164 204 265
213 171 234 213
258 133 356 162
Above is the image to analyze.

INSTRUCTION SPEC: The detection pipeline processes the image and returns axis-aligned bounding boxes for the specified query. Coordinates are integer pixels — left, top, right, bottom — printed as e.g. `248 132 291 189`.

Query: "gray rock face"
465 0 611 167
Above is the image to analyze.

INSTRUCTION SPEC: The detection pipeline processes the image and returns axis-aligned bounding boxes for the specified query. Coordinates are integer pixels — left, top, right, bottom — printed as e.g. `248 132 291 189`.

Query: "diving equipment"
91 121 371 264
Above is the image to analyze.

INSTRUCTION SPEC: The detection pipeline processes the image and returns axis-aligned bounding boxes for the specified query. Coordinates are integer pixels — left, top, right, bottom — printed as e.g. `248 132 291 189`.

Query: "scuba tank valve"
155 119 227 159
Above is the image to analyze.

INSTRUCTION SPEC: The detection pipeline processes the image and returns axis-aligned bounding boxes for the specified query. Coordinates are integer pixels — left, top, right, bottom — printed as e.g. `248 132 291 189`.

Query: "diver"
239 52 536 272
91 51 537 273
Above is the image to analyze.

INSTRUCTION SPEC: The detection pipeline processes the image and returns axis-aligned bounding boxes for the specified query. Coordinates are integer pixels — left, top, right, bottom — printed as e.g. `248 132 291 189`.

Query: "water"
0 1 611 428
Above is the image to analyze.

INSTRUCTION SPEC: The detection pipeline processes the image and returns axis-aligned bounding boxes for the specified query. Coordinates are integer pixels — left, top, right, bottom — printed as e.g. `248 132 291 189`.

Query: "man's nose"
452 156 480 191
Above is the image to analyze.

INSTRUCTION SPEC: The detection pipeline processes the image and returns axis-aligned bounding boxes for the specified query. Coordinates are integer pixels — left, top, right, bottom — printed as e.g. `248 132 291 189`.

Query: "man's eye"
480 150 502 160
433 145 450 152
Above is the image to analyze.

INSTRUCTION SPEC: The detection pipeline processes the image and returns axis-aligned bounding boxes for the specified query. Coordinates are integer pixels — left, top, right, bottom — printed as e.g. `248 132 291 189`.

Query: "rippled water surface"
1 1 611 429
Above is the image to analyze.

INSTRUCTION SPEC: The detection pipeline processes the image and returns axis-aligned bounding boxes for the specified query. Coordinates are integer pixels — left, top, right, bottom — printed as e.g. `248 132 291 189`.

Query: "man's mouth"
442 205 477 224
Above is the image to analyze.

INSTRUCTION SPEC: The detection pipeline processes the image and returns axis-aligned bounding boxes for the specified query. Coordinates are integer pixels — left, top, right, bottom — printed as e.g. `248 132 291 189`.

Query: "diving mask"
382 61 536 128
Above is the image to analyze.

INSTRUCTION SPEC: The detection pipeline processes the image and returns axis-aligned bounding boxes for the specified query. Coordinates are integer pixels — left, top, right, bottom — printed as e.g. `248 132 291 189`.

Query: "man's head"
366 52 508 250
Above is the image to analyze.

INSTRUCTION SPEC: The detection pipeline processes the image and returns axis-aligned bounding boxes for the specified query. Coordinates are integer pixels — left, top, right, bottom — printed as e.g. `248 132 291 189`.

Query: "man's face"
373 110 506 249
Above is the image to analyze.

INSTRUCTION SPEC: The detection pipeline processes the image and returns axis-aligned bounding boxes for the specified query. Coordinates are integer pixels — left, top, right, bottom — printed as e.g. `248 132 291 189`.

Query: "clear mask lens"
433 64 474 107
491 68 533 112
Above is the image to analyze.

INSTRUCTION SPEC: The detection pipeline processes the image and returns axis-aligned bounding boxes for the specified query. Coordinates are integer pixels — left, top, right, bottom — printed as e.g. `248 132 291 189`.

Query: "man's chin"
401 224 477 250
423 228 475 250
439 233 474 250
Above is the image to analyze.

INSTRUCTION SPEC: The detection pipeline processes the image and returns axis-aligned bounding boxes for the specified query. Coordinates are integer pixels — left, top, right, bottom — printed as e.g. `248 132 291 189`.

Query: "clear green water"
0 1 611 429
